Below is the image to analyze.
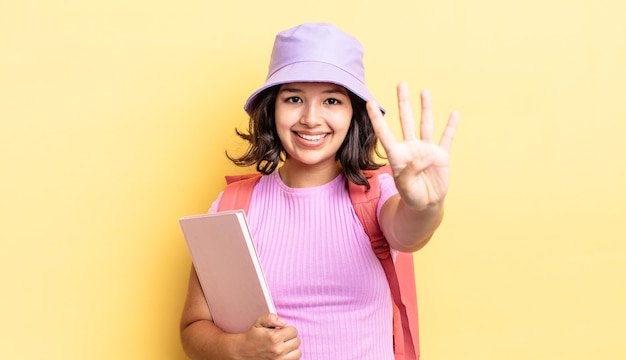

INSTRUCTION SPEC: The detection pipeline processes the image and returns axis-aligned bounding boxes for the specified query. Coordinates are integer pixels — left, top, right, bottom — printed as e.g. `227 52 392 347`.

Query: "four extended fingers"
370 83 458 153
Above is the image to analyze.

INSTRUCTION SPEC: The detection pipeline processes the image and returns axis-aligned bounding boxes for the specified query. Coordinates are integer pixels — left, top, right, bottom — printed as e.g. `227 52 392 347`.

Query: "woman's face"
274 82 353 169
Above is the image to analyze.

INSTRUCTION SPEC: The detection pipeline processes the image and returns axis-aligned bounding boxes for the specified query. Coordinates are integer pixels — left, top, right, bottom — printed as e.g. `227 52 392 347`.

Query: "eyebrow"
278 85 348 95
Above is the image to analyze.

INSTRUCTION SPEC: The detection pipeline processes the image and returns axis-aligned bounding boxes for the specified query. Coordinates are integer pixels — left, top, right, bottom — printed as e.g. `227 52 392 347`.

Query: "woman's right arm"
180 266 302 360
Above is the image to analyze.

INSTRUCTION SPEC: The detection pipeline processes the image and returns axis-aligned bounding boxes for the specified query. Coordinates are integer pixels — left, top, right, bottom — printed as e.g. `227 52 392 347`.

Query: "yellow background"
1 0 624 359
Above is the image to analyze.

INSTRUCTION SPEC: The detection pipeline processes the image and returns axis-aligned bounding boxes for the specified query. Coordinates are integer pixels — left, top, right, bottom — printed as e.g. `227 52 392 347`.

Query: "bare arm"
180 266 302 360
368 83 459 252
379 193 444 252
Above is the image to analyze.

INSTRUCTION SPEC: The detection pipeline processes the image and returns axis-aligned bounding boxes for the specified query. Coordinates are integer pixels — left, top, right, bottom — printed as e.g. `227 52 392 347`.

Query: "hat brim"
244 61 385 115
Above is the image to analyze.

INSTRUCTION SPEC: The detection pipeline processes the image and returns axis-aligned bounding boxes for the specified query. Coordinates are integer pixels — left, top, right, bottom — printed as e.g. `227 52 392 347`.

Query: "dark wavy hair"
226 85 385 189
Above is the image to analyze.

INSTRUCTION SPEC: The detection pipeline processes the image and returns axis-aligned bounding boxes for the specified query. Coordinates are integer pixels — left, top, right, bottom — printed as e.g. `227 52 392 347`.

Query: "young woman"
180 22 459 360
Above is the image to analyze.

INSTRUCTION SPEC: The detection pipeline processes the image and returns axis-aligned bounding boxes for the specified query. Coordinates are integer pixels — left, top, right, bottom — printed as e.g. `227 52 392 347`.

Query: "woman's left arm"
367 83 459 252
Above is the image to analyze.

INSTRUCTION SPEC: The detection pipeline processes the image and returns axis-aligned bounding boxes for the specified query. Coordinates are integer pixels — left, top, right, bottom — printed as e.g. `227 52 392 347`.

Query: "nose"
299 103 323 127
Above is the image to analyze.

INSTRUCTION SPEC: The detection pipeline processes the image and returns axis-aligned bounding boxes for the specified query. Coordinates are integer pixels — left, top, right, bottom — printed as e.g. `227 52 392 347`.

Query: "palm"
367 83 459 210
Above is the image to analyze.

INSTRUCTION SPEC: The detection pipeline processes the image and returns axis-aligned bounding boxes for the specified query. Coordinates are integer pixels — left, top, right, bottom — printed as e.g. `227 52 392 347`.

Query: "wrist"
219 332 245 360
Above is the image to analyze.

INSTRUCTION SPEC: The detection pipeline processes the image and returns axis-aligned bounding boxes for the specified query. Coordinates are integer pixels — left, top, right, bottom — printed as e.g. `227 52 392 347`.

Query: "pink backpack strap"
348 165 420 360
218 174 263 214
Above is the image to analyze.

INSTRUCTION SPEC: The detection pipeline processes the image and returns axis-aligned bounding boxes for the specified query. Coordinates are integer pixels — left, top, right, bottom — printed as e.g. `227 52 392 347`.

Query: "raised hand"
367 83 459 211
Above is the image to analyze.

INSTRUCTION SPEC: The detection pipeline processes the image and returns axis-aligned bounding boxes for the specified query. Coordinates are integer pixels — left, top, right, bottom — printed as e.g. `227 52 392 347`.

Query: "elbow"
391 231 434 253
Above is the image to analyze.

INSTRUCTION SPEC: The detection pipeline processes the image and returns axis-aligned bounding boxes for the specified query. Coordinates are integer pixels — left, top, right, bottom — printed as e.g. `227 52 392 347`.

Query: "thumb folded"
255 313 287 329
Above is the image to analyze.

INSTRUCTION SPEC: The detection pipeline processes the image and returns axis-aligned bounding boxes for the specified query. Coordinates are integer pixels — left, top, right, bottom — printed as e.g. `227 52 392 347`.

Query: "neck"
278 161 342 188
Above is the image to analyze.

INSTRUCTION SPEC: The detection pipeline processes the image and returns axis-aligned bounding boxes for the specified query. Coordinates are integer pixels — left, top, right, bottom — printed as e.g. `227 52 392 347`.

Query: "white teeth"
298 133 326 141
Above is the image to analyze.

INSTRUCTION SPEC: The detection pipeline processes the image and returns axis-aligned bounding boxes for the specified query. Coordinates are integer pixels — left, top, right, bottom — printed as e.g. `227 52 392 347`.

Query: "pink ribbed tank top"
210 171 398 359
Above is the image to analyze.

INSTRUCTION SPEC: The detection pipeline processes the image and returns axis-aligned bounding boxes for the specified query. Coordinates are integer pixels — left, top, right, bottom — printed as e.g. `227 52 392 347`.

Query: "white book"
179 210 275 334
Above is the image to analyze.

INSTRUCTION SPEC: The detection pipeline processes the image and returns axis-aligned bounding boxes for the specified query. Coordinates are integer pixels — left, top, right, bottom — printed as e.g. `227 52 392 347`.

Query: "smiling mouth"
296 132 328 141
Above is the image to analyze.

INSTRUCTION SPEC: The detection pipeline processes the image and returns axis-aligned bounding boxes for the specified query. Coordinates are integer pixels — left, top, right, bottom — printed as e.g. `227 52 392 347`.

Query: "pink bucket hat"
243 22 383 114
